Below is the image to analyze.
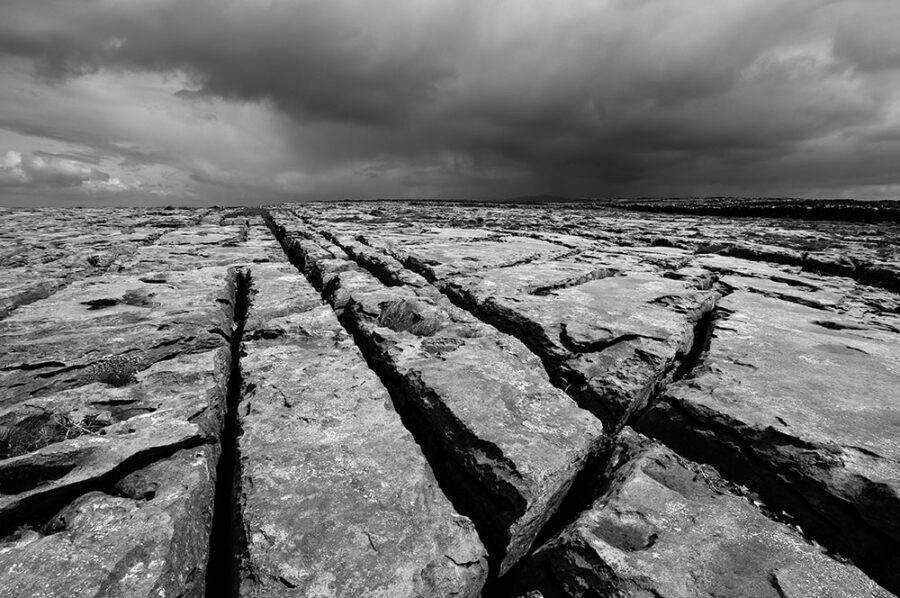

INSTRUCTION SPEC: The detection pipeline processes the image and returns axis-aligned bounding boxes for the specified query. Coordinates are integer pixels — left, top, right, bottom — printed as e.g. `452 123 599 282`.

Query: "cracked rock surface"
513 428 892 598
637 288 900 590
0 200 897 597
269 214 606 576
237 255 487 596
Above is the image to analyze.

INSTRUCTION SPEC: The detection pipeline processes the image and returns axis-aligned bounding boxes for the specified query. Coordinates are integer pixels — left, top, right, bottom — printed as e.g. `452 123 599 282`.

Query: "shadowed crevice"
205 267 253 598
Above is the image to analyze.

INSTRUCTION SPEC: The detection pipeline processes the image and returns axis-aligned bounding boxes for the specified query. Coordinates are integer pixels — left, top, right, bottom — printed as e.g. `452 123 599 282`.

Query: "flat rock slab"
1 204 897 595
383 236 574 278
115 224 259 273
694 253 900 330
0 279 65 320
637 289 900 591
0 238 246 403
0 446 217 598
0 348 230 529
302 218 717 429
351 228 578 278
0 216 275 597
442 267 717 427
237 262 488 597
514 429 891 598
0 208 211 320
270 221 606 575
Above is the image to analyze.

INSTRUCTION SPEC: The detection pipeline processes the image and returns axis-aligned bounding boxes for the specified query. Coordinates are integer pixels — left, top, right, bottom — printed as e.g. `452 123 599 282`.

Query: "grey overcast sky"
1 0 899 206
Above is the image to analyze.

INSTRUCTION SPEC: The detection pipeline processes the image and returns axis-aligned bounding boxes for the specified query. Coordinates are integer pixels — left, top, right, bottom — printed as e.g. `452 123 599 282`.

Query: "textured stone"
0 347 230 530
514 429 891 598
237 261 488 596
269 219 605 575
637 290 900 591
0 212 274 597
323 220 716 428
0 446 217 598
1 202 897 596
439 267 717 427
316 218 717 429
0 208 209 321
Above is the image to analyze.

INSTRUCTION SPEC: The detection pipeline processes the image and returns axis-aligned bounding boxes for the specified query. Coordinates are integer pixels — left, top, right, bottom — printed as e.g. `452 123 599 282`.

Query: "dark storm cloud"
1 0 899 199
0 0 467 125
832 0 900 72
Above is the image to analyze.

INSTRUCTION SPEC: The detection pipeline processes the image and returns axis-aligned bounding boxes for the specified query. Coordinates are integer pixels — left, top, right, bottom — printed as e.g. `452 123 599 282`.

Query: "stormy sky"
1 0 899 206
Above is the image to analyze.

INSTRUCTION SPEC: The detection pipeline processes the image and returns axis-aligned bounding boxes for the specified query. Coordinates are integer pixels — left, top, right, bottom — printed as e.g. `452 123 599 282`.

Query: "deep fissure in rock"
265 213 900 596
634 396 900 594
630 305 900 594
306 224 623 582
669 308 717 384
0 438 207 540
485 441 618 597
340 325 524 569
205 267 252 598
343 233 645 428
264 217 507 567
488 305 725 593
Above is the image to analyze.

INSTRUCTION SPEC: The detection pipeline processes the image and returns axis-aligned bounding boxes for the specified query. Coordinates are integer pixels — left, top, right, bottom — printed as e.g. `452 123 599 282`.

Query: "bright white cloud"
0 149 109 187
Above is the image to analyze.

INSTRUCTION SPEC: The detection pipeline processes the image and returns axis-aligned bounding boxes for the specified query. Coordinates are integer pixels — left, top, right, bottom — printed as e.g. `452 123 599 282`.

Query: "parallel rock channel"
266 211 604 581
0 202 897 597
205 266 252 597
0 212 253 595
274 203 898 596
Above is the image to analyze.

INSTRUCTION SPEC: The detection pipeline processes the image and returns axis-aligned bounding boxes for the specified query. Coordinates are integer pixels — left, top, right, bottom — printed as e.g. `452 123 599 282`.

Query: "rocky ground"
0 200 897 597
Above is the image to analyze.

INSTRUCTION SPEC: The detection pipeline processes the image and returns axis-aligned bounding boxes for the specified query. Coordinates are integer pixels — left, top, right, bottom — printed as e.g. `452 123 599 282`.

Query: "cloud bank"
0 149 133 189
1 0 899 204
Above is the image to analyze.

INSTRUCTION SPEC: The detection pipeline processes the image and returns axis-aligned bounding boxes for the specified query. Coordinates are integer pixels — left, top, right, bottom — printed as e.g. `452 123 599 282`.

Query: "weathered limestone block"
304 219 718 429
425 259 716 428
636 290 900 592
695 253 846 306
0 346 231 528
115 224 255 273
352 228 574 279
514 429 891 598
237 262 488 596
0 210 174 320
0 267 237 403
0 222 264 597
325 232 433 290
0 446 217 598
0 279 64 320
270 222 605 575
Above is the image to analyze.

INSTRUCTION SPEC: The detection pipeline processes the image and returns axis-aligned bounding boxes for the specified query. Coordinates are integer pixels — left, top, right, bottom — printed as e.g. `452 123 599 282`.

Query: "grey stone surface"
1 203 897 596
237 260 488 597
514 428 893 598
0 446 217 598
269 215 606 575
303 214 718 429
283 201 898 594
637 288 900 590
0 211 272 597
